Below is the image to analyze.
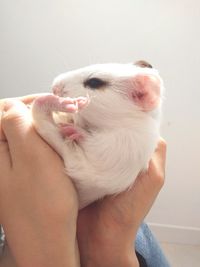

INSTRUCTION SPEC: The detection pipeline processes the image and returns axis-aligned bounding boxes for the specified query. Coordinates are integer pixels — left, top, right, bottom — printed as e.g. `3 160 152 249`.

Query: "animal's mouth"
51 95 90 132
51 83 92 132
53 111 74 125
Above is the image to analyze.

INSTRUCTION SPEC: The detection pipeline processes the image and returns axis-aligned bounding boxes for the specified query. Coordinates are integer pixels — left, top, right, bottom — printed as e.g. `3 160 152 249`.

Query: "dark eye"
134 60 153 68
84 78 107 89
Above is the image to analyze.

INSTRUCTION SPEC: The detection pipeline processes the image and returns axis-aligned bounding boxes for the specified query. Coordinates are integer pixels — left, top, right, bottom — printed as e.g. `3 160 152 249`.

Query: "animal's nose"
52 84 64 96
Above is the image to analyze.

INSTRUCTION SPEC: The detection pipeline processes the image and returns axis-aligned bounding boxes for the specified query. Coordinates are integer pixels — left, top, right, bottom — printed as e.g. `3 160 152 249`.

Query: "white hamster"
32 61 164 209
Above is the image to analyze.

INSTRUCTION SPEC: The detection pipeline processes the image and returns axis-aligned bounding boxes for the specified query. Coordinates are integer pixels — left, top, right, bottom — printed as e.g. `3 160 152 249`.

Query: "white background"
1 0 200 243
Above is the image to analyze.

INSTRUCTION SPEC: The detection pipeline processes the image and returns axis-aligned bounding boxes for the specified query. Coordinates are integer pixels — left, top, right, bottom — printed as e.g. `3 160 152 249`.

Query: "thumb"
1 99 35 159
0 102 11 170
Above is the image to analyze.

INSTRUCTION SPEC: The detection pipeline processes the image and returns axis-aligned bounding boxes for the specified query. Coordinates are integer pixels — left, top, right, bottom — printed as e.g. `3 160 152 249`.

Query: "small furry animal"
32 61 164 209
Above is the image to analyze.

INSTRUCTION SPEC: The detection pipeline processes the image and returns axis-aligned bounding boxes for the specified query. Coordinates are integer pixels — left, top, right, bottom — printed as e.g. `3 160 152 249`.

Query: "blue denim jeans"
135 223 170 267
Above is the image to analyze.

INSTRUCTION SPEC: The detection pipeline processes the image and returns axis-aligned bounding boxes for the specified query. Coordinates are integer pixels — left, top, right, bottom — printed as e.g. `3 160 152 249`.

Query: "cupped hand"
0 97 79 267
77 139 166 267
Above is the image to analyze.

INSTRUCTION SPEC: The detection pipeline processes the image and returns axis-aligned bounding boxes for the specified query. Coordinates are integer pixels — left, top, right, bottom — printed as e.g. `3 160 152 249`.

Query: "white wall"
1 0 200 244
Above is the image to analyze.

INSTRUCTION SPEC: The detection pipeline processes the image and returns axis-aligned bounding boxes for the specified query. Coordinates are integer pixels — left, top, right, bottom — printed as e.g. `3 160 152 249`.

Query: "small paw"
33 94 89 113
59 124 84 141
59 96 89 113
34 94 79 113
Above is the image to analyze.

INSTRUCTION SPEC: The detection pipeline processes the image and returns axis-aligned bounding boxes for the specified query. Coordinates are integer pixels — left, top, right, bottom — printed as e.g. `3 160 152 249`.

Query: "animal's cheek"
128 75 161 111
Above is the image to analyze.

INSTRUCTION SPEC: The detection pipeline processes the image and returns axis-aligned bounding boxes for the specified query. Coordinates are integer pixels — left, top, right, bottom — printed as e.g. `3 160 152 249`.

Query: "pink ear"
130 74 161 111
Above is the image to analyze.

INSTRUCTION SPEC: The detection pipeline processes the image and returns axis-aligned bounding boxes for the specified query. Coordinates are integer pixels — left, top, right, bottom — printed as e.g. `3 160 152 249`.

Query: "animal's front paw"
33 94 88 113
32 94 88 144
59 124 84 141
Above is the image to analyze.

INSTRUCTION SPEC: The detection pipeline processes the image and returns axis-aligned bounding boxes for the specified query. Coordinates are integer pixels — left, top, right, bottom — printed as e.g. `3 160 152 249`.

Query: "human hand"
0 97 80 267
77 139 166 267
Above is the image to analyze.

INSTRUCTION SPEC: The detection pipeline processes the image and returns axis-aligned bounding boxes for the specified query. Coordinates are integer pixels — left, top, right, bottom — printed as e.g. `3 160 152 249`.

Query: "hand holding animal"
32 61 164 209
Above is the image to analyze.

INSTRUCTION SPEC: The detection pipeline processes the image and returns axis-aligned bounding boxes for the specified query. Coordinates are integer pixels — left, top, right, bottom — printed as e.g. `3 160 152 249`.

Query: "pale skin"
0 95 167 267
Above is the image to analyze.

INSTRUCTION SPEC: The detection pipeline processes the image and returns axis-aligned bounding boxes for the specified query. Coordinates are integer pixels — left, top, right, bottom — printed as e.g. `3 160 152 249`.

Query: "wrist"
83 255 139 267
80 244 139 267
2 212 79 267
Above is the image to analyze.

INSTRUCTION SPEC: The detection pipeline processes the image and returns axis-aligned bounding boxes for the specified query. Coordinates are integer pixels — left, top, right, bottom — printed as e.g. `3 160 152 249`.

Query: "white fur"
32 63 164 209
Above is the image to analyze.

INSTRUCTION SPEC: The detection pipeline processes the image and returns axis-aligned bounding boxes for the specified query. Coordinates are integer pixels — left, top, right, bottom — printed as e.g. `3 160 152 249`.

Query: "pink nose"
52 85 61 95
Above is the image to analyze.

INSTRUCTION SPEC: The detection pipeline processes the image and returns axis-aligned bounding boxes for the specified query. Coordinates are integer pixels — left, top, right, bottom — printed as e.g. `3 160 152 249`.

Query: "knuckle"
1 112 23 133
2 112 15 126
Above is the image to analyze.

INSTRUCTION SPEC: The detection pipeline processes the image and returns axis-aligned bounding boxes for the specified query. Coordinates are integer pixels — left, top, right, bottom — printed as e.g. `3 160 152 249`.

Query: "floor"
160 242 200 267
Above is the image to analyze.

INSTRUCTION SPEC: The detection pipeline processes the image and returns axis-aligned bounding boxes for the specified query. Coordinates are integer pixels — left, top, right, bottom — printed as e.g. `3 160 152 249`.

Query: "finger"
18 93 50 105
0 139 11 170
154 138 167 161
148 138 167 179
0 103 12 169
1 99 38 161
0 102 6 141
0 93 50 106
